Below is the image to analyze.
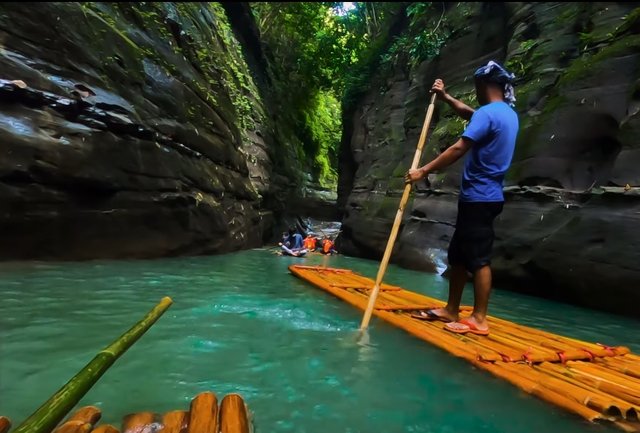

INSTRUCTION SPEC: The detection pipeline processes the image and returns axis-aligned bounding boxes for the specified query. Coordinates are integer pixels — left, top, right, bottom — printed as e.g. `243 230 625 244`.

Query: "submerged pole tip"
356 327 370 346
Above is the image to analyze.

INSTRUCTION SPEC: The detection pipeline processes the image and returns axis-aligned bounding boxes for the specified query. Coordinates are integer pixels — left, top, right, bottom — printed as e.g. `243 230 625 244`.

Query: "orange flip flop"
444 318 489 336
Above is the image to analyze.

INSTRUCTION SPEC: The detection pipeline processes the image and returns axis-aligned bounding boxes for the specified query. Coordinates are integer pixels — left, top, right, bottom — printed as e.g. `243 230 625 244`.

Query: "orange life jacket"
322 239 334 253
304 237 316 249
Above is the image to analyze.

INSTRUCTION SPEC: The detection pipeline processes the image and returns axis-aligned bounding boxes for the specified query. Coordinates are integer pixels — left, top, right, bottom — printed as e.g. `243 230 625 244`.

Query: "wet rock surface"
0 2 329 259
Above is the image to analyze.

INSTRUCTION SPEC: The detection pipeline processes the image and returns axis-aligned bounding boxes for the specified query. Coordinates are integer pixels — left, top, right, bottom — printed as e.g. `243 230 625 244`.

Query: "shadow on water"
0 249 637 433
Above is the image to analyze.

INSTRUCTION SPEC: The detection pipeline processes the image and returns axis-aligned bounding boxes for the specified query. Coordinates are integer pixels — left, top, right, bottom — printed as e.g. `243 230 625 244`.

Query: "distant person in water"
303 234 317 251
405 60 519 336
288 227 304 250
279 227 307 257
321 236 337 255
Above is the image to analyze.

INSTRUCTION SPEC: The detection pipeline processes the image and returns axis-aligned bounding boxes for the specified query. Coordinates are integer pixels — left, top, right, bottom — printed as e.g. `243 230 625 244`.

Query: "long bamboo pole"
160 410 188 433
360 92 438 330
13 297 173 433
187 391 218 433
219 394 251 433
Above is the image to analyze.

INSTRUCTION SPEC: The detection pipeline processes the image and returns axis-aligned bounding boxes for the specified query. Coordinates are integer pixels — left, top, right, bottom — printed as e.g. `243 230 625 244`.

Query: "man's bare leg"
429 264 468 321
464 265 492 331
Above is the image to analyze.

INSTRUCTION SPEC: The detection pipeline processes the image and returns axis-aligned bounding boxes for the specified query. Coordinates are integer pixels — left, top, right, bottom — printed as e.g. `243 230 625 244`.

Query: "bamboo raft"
1 392 251 433
289 264 640 432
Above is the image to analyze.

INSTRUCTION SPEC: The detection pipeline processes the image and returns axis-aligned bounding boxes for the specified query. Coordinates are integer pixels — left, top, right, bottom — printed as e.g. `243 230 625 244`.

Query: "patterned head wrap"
474 60 516 107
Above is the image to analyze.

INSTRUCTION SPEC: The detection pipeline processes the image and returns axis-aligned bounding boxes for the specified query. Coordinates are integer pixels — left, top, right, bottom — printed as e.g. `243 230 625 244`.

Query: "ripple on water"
190 337 226 353
200 295 349 333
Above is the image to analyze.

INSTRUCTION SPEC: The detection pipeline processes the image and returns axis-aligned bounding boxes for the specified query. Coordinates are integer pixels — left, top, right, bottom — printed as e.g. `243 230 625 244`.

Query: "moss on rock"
560 34 640 86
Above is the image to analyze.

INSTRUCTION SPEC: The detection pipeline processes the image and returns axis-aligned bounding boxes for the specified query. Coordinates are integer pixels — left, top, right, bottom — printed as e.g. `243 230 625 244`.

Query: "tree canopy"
250 2 447 187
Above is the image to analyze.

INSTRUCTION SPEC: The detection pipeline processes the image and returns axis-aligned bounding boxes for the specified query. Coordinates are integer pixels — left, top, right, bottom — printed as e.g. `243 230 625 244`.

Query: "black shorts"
447 201 504 273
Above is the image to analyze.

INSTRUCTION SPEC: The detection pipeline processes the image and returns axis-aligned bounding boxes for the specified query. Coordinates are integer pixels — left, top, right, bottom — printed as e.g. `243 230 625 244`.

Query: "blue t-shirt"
460 101 519 202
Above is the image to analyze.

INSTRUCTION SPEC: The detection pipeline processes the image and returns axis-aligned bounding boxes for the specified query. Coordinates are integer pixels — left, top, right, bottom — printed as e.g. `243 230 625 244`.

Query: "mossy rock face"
559 35 640 87
0 2 315 260
339 2 640 315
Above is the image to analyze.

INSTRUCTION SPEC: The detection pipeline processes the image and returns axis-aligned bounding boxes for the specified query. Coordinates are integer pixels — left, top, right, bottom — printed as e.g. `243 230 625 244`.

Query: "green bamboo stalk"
13 296 173 433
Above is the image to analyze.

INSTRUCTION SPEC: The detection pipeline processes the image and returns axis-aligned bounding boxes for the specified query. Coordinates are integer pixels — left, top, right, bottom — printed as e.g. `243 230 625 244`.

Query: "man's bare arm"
432 79 475 121
405 137 473 183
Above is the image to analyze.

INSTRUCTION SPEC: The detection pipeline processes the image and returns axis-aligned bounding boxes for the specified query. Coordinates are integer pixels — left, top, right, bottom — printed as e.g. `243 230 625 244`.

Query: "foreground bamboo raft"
289 264 640 432
1 392 251 433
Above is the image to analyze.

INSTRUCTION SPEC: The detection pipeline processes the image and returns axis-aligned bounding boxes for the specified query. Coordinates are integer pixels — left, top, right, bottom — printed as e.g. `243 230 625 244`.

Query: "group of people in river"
279 227 337 257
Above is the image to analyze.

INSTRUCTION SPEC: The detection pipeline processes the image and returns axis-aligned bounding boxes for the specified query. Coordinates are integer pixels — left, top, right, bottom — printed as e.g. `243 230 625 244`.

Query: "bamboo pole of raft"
122 412 156 433
219 394 251 433
533 364 637 419
0 417 11 433
541 363 640 407
91 426 119 433
187 391 218 433
360 92 438 330
13 297 173 433
159 411 188 433
53 406 103 433
597 358 640 379
66 407 102 426
51 421 92 433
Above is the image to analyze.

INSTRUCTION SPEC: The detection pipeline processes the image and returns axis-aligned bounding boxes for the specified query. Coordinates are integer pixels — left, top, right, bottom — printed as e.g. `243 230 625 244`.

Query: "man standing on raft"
404 61 519 336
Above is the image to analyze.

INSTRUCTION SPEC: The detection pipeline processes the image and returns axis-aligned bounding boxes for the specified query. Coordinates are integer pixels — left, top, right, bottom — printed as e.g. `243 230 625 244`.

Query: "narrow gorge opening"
245 2 452 223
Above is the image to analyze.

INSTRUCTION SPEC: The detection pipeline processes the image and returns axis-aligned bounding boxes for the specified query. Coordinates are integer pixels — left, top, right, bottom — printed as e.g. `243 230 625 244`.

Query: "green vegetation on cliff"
341 2 457 110
252 2 353 188
252 2 448 188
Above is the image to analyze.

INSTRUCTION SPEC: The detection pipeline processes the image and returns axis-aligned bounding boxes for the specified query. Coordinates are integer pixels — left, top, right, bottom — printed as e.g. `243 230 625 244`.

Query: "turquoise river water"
1 249 638 433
